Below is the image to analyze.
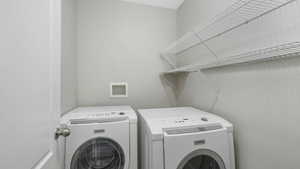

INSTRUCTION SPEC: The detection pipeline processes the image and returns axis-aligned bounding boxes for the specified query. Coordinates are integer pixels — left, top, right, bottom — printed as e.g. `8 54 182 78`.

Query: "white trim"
110 82 129 98
48 0 62 169
32 151 54 169
49 0 62 117
120 0 184 9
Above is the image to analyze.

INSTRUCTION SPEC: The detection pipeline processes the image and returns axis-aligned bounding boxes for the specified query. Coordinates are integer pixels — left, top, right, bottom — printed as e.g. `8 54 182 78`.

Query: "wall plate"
110 82 128 98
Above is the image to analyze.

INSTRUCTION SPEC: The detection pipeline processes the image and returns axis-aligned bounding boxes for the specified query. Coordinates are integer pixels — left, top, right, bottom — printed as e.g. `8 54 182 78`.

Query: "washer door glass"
71 138 125 169
177 150 226 169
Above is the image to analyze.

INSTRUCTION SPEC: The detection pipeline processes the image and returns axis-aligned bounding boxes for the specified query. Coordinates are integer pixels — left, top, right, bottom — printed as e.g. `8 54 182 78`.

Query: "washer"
138 107 235 169
60 106 137 169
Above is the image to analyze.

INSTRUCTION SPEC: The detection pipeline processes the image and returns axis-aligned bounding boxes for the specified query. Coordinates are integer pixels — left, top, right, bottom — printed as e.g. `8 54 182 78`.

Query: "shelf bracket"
160 54 177 69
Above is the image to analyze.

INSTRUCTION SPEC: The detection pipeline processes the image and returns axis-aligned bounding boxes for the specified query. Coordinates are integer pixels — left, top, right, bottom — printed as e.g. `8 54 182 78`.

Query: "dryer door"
177 149 225 169
163 126 230 169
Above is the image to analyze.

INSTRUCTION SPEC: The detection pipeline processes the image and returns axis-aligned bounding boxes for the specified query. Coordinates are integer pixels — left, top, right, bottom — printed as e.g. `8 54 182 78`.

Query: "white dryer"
138 107 235 169
60 106 137 169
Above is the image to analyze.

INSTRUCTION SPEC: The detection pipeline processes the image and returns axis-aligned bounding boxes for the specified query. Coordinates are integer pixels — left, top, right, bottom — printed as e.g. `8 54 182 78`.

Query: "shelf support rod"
194 31 219 61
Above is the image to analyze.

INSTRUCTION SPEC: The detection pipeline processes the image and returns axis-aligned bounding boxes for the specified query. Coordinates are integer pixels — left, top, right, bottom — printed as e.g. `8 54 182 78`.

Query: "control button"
201 117 208 122
119 112 125 115
175 120 185 123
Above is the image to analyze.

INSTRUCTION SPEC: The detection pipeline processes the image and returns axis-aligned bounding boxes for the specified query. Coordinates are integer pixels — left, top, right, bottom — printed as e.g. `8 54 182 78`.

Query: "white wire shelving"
195 0 296 49
161 0 298 74
163 42 300 74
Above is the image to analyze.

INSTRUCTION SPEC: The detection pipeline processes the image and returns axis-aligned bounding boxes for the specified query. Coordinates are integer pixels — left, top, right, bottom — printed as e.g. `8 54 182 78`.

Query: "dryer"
138 107 235 169
60 106 137 169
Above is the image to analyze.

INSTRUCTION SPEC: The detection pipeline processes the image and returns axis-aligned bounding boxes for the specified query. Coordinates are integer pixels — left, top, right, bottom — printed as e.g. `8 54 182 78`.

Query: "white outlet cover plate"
120 0 185 9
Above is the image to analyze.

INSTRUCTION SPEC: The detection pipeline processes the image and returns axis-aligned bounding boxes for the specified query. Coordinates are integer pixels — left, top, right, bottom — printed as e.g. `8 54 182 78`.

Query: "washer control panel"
87 111 126 118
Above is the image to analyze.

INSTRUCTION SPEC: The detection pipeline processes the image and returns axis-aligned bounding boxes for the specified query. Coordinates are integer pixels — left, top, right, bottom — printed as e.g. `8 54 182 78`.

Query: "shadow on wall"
160 72 189 105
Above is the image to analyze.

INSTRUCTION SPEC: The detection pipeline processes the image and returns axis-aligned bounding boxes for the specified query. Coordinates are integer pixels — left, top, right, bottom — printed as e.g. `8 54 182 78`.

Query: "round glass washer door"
71 137 125 169
177 149 226 169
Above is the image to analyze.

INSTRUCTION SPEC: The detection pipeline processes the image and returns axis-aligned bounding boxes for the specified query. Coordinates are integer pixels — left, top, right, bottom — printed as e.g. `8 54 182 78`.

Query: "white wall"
76 0 177 108
61 0 77 113
176 0 300 169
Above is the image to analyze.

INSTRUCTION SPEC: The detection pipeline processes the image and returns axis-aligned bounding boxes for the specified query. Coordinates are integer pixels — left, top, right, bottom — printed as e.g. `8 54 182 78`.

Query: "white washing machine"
60 106 137 169
138 107 235 169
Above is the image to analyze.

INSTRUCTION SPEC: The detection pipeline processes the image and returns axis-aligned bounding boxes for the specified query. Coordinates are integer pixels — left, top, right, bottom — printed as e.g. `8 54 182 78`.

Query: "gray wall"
176 0 300 169
61 0 77 113
76 0 177 109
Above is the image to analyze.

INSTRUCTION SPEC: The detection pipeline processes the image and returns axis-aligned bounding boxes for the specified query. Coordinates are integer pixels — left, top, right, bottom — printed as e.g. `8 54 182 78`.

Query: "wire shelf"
161 32 200 58
161 0 296 66
196 0 296 45
162 42 300 74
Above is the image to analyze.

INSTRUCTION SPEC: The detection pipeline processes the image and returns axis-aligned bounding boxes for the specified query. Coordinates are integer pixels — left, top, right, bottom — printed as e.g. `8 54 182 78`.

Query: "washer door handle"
194 140 206 145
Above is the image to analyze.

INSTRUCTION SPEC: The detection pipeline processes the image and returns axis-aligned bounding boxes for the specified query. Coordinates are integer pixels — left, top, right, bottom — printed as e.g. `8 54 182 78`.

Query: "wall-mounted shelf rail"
161 0 296 69
162 42 300 75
